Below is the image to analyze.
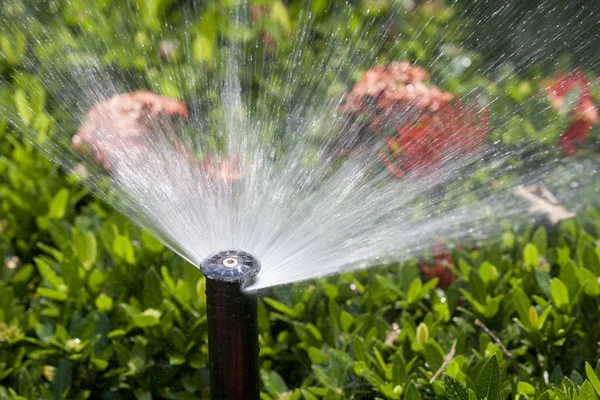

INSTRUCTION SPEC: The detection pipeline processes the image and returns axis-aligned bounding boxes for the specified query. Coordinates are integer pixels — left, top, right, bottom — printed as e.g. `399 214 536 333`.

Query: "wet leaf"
444 374 469 400
140 230 164 253
476 354 502 400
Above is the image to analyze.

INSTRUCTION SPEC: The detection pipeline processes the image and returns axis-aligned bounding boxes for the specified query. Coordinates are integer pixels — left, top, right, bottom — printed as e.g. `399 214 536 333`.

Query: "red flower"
342 61 488 177
547 69 598 125
420 242 457 289
546 69 598 155
557 119 593 156
379 101 489 177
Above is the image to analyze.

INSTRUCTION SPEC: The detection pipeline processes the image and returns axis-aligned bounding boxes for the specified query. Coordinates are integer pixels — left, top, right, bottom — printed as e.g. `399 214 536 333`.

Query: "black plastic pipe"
201 250 261 400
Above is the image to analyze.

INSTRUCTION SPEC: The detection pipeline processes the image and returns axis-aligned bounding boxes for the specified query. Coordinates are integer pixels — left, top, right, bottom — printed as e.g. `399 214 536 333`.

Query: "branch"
429 339 458 383
474 319 519 375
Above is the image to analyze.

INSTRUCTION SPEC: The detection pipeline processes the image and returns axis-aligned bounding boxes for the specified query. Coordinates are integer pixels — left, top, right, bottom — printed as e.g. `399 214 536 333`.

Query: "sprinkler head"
200 250 261 287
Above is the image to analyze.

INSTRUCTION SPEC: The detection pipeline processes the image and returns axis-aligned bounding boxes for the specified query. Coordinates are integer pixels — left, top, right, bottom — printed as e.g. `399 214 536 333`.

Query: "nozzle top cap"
200 250 261 286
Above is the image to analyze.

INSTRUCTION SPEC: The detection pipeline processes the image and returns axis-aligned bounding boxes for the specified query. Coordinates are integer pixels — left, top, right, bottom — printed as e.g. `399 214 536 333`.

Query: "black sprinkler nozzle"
201 250 260 400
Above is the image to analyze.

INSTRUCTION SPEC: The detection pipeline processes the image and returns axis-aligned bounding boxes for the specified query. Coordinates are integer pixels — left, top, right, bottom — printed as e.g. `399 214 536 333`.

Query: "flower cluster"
342 61 488 177
72 91 189 169
545 69 599 155
73 91 244 183
341 61 453 124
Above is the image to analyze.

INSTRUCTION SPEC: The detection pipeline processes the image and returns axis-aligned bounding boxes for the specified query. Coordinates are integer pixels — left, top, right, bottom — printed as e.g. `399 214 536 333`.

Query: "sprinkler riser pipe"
201 250 261 400
205 279 259 400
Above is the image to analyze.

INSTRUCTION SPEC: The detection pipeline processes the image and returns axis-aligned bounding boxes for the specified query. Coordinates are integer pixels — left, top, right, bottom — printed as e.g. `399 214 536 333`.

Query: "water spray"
200 250 261 400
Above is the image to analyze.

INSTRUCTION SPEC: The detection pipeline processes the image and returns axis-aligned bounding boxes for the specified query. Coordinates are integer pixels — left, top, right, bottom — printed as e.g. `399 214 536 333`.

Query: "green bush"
1 0 600 399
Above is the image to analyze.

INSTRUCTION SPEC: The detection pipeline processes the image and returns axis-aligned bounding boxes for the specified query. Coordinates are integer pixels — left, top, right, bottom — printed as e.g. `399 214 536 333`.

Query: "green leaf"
559 261 579 297
88 269 106 293
578 268 600 297
305 323 323 341
271 1 292 33
51 360 72 399
169 354 186 366
90 358 109 371
404 381 421 400
36 242 64 262
73 231 97 270
37 287 68 301
14 89 33 126
524 243 539 267
518 382 536 395
476 354 502 400
416 322 429 345
423 342 444 372
107 329 127 339
586 363 600 396
582 245 600 275
354 360 386 390
28 78 46 114
261 369 289 397
264 297 295 317
550 278 570 310
532 227 548 256
49 189 70 219
512 287 533 326
407 278 423 303
538 390 552 400
95 295 113 312
528 306 540 330
307 347 328 364
392 354 406 385
479 262 498 284
193 34 215 63
535 269 552 298
140 230 165 253
340 311 355 332
483 295 503 318
142 269 162 308
35 258 65 290
444 374 469 400
133 311 161 328
580 381 598 400
353 337 369 363
113 235 136 264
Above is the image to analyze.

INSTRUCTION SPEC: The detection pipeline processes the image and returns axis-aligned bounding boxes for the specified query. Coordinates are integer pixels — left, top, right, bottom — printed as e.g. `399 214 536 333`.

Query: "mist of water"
1 1 599 290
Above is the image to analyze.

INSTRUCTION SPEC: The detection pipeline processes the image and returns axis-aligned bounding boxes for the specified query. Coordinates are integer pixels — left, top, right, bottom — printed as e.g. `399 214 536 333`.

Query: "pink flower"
73 91 189 169
340 61 453 118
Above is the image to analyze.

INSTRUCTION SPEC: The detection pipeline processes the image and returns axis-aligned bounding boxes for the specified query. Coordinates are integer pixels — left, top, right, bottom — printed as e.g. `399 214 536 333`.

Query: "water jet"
200 250 261 400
